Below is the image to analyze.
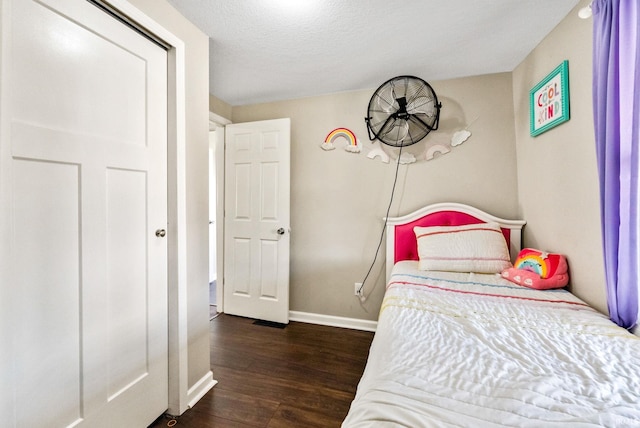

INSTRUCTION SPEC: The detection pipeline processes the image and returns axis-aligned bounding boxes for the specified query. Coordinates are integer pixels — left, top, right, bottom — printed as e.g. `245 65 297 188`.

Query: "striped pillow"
414 222 512 273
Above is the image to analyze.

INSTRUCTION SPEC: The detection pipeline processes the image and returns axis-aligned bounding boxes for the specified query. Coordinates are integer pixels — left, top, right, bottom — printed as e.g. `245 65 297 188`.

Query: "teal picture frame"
530 60 570 137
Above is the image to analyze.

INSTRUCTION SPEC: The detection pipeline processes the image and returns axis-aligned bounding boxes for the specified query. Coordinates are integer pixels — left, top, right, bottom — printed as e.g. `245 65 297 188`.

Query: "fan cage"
365 75 441 147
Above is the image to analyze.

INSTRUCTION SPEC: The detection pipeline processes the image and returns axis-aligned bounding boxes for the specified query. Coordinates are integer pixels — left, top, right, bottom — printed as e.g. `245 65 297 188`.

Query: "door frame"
96 1 199 417
0 0 202 418
209 112 231 313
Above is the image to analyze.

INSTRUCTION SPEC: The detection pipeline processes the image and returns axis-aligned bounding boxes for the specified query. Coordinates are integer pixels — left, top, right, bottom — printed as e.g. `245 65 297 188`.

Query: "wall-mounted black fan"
365 75 442 147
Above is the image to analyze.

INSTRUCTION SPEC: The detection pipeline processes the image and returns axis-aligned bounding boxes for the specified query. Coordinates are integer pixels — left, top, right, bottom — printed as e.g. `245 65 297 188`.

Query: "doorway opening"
208 112 230 320
209 129 218 320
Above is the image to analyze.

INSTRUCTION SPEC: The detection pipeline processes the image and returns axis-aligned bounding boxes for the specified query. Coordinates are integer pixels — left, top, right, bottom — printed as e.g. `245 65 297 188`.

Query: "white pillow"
414 222 512 273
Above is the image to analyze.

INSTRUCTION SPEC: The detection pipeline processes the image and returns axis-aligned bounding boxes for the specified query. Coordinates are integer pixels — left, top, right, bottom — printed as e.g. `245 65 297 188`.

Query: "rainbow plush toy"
501 248 569 290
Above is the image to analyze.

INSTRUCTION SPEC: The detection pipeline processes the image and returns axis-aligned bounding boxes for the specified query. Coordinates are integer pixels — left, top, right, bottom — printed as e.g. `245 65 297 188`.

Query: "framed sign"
530 60 570 137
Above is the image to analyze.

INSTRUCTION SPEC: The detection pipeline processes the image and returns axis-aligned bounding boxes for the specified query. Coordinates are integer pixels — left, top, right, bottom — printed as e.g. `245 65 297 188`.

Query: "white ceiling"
166 0 581 106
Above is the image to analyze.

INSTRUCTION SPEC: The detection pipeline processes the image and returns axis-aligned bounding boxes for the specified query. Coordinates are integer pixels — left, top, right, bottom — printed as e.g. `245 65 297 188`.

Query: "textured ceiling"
167 0 581 106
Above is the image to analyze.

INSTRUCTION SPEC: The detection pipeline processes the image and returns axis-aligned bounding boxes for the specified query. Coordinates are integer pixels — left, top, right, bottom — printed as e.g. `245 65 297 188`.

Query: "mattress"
342 261 640 427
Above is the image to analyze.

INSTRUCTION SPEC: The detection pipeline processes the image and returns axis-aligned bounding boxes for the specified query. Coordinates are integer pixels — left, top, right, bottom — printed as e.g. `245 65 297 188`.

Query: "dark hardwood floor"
149 314 374 427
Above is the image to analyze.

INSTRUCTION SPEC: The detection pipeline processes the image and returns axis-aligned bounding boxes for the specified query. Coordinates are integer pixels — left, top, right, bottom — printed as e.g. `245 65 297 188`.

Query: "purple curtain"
592 0 640 329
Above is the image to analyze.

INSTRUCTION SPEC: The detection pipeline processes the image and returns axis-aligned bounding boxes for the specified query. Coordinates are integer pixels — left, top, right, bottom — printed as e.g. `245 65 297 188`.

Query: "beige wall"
232 73 519 320
210 94 232 121
216 0 609 322
128 0 211 389
512 0 607 313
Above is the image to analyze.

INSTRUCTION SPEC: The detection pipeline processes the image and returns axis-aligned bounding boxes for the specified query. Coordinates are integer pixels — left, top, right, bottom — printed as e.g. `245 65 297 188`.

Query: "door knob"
155 229 166 237
276 228 285 235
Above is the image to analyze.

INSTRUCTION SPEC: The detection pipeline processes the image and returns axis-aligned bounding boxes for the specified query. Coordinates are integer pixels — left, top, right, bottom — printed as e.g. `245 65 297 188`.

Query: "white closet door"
2 0 168 426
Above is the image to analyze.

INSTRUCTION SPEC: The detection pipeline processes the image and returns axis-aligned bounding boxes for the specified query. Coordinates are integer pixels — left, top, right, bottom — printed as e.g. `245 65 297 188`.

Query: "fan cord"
358 144 403 295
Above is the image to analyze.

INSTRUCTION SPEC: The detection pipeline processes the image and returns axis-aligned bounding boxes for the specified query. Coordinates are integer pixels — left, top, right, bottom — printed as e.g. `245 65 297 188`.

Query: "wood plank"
188 388 279 426
211 365 354 416
149 314 374 427
267 404 345 428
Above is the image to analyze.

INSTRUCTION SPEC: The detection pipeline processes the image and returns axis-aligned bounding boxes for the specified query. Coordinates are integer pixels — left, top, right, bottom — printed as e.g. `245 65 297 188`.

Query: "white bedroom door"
2 0 168 426
224 119 291 324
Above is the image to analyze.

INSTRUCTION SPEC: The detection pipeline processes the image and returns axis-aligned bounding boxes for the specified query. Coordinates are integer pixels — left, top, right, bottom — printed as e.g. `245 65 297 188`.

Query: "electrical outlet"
354 282 363 297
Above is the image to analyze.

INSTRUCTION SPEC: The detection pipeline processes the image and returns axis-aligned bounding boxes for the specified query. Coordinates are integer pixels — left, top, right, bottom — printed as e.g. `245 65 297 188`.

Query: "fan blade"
376 115 397 140
368 114 393 132
394 121 409 143
403 76 410 100
405 123 415 145
376 117 410 145
390 79 397 103
406 95 434 115
407 113 436 132
405 80 435 108
384 121 409 144
372 103 397 115
374 91 397 114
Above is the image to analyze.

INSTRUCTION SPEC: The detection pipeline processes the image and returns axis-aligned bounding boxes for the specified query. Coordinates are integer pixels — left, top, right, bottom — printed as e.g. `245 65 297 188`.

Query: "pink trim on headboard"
394 210 511 264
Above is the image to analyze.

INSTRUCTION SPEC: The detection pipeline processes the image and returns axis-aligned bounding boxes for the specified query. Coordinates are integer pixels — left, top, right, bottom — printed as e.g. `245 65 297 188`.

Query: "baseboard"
289 311 377 332
187 371 217 409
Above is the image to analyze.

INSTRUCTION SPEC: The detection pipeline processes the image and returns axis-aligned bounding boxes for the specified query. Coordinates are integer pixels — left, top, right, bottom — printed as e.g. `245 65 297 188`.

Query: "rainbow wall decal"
366 140 390 163
321 127 360 153
425 143 451 160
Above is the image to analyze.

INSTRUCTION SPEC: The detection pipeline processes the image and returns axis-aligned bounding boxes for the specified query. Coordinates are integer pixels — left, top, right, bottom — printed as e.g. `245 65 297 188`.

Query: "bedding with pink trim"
342 262 640 427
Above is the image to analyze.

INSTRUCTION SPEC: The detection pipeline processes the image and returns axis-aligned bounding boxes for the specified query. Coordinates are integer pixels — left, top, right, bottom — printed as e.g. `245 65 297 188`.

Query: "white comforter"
342 262 640 427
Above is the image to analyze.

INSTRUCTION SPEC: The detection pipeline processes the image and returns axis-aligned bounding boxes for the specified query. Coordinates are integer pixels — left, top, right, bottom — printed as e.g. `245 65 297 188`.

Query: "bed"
342 202 640 427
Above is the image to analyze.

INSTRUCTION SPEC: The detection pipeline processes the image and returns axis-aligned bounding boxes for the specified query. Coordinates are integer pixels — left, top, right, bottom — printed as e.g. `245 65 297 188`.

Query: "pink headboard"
385 202 525 280
393 211 511 263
